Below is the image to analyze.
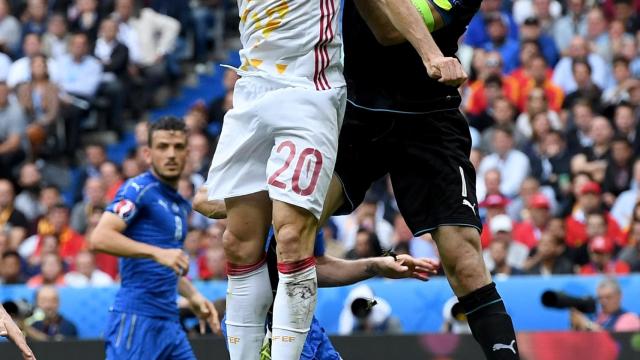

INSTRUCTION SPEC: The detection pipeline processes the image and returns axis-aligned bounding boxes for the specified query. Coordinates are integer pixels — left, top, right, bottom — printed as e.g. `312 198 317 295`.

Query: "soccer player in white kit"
205 1 345 359
204 0 467 359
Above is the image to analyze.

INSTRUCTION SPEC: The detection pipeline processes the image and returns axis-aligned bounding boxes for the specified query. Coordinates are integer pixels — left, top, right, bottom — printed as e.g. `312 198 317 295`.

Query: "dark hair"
572 58 592 74
2 250 21 261
485 74 503 88
613 55 630 67
611 135 632 147
356 228 384 257
616 101 634 112
494 124 514 137
148 116 187 146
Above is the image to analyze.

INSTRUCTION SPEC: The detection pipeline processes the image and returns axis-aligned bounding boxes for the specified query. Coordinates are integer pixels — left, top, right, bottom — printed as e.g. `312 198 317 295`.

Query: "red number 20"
268 141 323 196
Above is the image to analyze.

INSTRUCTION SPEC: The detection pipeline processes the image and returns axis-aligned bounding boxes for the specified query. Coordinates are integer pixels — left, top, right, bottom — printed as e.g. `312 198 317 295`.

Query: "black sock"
458 282 519 360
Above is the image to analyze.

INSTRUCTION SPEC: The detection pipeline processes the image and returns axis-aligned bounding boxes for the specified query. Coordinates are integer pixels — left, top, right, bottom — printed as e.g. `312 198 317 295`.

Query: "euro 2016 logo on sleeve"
114 199 136 222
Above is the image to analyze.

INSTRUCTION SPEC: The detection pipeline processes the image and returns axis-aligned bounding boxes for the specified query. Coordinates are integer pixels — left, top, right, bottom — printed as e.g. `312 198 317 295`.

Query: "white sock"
271 262 317 360
225 261 273 360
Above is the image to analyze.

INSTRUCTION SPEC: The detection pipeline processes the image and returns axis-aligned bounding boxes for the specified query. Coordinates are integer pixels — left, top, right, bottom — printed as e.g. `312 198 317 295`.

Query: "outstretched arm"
193 186 227 219
316 254 439 287
89 212 190 275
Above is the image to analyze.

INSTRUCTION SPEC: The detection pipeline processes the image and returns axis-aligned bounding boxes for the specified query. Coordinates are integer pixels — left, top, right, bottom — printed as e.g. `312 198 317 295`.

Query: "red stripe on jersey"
317 0 331 89
319 0 335 89
313 0 326 90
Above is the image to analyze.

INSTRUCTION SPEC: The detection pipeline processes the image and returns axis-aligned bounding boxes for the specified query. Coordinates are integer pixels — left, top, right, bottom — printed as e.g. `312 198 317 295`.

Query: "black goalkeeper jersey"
342 0 481 113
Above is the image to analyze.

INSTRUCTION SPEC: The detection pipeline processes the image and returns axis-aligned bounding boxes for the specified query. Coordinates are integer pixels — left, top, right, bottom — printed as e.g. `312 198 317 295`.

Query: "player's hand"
0 310 36 359
425 57 467 87
375 254 439 281
188 293 221 335
153 248 190 276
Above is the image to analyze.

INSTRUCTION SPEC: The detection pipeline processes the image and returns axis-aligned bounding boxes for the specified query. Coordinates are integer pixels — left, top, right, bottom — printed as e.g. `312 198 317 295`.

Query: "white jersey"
236 0 345 90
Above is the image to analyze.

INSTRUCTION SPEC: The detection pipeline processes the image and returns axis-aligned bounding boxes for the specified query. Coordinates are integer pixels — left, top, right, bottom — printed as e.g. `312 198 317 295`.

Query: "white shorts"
205 76 347 219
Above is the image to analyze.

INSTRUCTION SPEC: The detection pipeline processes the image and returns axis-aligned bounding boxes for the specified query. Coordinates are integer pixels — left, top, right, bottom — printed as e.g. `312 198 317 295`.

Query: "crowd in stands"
2 0 640 330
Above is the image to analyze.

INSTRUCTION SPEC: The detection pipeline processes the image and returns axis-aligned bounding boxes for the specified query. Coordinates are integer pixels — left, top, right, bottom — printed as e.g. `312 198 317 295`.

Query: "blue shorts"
105 311 195 360
221 315 341 360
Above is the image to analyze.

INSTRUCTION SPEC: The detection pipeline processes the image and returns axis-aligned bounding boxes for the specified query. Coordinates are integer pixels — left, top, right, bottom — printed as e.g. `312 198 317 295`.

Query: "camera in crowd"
351 297 378 319
2 299 35 319
541 290 597 314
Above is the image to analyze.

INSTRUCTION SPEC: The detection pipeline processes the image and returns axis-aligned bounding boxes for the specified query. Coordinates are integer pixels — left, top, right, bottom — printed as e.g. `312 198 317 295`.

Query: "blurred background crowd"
2 0 640 340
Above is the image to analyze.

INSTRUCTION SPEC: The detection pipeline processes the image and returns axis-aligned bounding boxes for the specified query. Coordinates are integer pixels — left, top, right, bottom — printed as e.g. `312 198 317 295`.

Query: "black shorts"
334 102 482 235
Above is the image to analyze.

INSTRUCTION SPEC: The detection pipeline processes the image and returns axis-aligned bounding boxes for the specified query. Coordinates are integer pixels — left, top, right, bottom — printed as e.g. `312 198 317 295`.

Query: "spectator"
70 177 106 234
602 58 637 108
519 17 559 66
53 32 103 156
31 203 86 266
21 0 48 36
345 228 384 260
571 116 614 183
527 130 573 198
611 159 640 230
619 203 640 270
482 12 520 74
338 284 402 335
0 179 29 249
1 250 26 284
513 0 561 34
198 246 226 280
0 0 22 56
525 231 574 275
30 285 78 339
565 181 623 249
477 98 526 154
612 102 640 155
182 229 201 280
514 55 564 113
513 192 554 248
478 126 531 197
100 161 123 201
63 250 113 286
602 136 634 205
464 0 519 48
479 193 511 248
75 143 107 202
482 214 529 272
553 36 612 94
508 177 557 221
336 195 394 250
0 82 27 180
14 162 43 223
562 59 603 111
571 277 640 331
579 235 630 274
94 17 128 137
585 7 612 63
515 85 562 139
612 0 640 34
26 253 66 286
121 156 143 179
69 0 102 42
487 239 526 277
112 0 180 110
16 53 61 157
565 99 595 153
41 13 70 60
552 0 588 54
7 33 53 89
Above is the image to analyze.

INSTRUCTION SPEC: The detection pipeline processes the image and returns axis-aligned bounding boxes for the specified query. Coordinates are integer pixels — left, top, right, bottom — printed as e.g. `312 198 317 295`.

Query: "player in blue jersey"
90 117 220 360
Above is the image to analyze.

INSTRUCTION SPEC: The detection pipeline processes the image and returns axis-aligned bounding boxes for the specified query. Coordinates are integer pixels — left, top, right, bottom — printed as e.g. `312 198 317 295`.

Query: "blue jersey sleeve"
313 230 325 257
106 179 146 226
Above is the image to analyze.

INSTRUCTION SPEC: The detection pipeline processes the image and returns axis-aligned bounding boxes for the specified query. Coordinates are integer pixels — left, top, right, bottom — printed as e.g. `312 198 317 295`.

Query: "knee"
222 229 245 263
274 224 303 256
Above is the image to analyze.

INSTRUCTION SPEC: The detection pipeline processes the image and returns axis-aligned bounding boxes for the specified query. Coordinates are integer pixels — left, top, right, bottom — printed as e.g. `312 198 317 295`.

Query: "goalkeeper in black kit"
323 0 521 358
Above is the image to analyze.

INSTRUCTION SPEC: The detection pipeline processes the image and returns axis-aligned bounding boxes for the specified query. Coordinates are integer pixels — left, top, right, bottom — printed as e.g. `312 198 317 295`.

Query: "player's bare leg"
434 226 518 359
319 175 345 226
223 192 274 360
271 200 319 359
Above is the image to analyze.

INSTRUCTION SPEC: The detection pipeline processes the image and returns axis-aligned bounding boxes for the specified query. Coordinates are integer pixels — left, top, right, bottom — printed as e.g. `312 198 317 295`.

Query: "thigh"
265 86 346 220
206 78 273 201
390 110 481 235
333 104 393 215
167 322 197 360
